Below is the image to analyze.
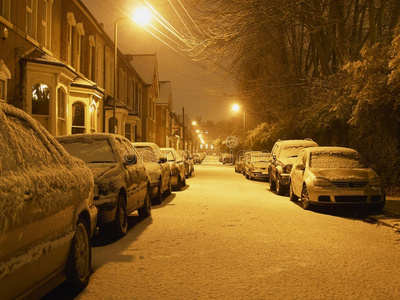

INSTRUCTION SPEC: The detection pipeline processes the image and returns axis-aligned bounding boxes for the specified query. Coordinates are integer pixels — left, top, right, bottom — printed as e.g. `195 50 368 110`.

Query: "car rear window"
310 151 368 169
60 138 116 163
136 146 158 163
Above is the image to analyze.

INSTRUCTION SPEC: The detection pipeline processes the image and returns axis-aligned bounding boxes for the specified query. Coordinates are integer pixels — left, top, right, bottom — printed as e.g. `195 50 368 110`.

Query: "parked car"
133 142 172 205
192 152 202 164
234 155 244 173
176 150 194 178
160 148 186 190
0 103 97 299
289 147 386 211
244 151 271 180
269 139 319 195
222 153 235 164
57 133 151 238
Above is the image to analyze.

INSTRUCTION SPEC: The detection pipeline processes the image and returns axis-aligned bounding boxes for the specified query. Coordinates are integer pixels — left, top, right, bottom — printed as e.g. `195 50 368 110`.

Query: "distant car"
234 155 244 173
222 153 235 164
192 153 201 164
176 150 194 178
134 142 172 205
269 139 319 195
0 103 97 299
244 151 271 180
161 148 186 190
57 133 151 238
290 147 386 211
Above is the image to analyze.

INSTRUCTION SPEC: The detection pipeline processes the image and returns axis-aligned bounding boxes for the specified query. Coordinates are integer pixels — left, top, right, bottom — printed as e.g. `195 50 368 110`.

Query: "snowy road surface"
49 160 400 299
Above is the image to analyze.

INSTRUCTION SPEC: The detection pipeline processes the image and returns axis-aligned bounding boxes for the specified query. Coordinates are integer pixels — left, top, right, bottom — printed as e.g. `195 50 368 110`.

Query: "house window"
76 23 85 73
32 83 49 115
72 102 86 134
67 13 76 65
57 88 66 136
109 117 118 134
125 123 136 142
39 0 52 50
0 60 11 102
90 102 96 133
89 35 96 81
0 0 11 20
128 80 134 109
26 0 38 39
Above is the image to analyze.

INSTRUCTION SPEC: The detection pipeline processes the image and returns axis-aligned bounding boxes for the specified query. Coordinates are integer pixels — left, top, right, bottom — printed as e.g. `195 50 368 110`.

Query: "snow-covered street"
49 159 400 299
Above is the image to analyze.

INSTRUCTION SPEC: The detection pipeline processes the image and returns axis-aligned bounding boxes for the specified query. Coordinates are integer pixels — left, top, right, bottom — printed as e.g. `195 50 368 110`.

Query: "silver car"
289 147 385 211
161 148 186 191
134 142 172 204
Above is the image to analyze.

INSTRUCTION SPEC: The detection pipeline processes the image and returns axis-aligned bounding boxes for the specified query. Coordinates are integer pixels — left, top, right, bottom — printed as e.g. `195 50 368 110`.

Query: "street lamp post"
232 104 246 146
113 17 129 134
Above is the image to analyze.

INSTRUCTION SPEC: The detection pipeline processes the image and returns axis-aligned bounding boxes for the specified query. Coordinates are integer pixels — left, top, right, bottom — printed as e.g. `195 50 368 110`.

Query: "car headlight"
368 177 382 188
284 165 292 174
313 177 332 187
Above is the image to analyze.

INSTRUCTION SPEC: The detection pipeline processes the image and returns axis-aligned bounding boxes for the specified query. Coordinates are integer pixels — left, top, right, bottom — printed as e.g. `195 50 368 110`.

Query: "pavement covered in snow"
48 159 400 300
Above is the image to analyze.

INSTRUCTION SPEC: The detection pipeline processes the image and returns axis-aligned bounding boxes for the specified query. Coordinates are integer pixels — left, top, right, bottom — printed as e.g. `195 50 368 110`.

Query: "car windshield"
136 146 158 163
251 153 270 162
60 138 116 163
163 151 175 161
280 144 314 158
310 151 368 169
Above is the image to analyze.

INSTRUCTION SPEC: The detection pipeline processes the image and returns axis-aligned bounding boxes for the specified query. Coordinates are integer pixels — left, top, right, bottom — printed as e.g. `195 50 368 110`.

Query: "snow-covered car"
222 153 235 164
160 148 186 190
244 151 271 180
234 155 244 173
133 142 172 204
192 153 201 164
57 134 151 238
269 139 319 195
0 103 97 299
289 147 386 211
176 150 194 178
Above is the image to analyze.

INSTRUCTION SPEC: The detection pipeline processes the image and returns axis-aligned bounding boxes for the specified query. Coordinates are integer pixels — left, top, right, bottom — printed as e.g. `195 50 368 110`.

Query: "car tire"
289 183 298 202
301 185 311 210
138 188 152 218
269 173 277 191
182 176 186 187
66 217 91 292
277 176 285 196
154 179 163 205
113 193 128 237
164 178 172 196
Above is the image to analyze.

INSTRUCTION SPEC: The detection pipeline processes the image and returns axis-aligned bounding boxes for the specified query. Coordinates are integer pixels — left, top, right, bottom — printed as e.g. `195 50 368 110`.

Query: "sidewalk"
367 197 400 231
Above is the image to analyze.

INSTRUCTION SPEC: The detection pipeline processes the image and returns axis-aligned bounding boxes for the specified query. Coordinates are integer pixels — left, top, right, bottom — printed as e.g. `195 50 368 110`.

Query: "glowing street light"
192 121 197 126
112 8 152 133
133 7 152 26
232 103 246 145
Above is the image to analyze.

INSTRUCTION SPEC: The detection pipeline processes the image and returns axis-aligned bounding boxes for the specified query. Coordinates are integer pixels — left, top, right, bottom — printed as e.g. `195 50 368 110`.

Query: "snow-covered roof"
130 55 157 85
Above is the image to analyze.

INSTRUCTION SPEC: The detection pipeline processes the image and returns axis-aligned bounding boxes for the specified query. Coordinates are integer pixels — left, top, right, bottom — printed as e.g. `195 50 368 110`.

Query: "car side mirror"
159 157 167 164
297 164 305 170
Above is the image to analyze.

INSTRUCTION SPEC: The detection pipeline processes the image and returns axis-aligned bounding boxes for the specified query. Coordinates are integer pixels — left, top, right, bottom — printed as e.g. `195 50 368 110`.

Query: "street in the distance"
48 158 400 300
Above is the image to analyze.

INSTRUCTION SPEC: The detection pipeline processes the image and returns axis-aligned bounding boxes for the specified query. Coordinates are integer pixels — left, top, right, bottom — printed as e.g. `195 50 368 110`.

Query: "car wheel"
66 217 91 292
301 185 311 210
289 183 298 202
182 176 187 187
113 193 128 237
277 176 285 196
138 188 152 218
154 179 163 205
269 173 277 191
164 178 172 196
